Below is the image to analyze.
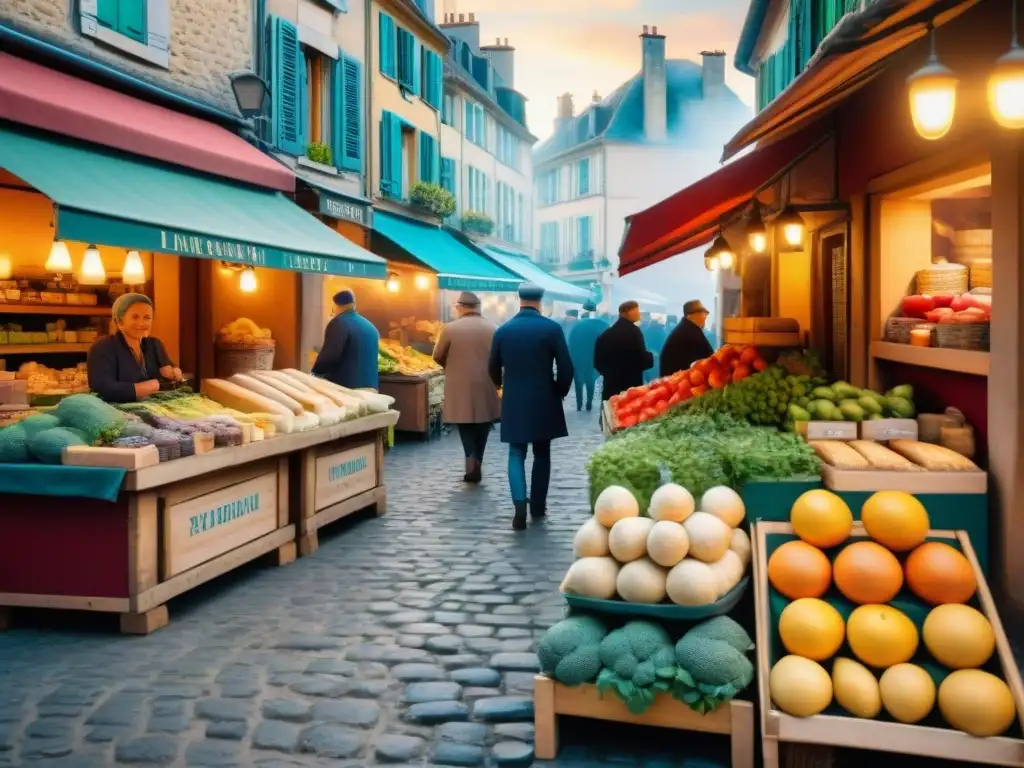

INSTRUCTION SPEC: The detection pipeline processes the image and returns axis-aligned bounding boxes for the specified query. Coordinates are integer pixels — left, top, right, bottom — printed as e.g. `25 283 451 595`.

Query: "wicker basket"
215 342 276 377
935 322 990 351
917 264 968 295
970 260 992 289
884 317 924 344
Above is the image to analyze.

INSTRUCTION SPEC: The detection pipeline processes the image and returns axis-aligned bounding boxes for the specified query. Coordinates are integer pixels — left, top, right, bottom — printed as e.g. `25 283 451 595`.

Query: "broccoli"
673 616 755 714
596 621 678 714
537 616 608 686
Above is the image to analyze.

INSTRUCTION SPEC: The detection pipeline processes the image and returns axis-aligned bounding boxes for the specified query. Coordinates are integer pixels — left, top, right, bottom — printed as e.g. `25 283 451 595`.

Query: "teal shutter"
412 40 422 96
96 0 117 29
381 112 401 197
578 216 592 256
117 0 146 42
270 16 304 156
379 13 396 78
464 102 473 141
331 57 345 170
441 158 455 194
340 55 363 173
418 134 439 184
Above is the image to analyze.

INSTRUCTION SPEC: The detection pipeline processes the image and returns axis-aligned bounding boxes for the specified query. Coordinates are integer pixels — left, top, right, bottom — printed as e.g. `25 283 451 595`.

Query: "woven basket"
215 342 276 377
935 322 990 351
917 264 968 295
885 317 924 344
970 260 992 289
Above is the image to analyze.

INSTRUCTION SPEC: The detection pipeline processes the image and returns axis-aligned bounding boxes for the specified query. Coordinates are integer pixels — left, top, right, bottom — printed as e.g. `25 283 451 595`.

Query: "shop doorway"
813 223 849 381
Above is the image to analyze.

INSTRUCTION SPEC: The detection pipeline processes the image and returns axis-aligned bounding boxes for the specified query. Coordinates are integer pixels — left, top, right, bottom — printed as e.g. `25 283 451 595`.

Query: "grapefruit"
770 655 833 717
905 542 977 605
938 670 1017 737
846 604 919 669
879 663 936 723
778 598 845 661
791 490 853 548
922 604 995 669
861 491 930 551
831 657 882 719
832 541 904 604
768 541 832 599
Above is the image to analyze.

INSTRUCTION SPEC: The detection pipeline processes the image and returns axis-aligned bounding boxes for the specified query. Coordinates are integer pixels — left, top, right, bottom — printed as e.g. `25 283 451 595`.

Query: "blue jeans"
573 372 596 410
508 441 551 505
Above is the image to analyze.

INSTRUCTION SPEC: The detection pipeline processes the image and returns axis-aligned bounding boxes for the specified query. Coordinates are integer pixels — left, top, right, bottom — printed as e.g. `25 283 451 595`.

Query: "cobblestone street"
0 408 670 768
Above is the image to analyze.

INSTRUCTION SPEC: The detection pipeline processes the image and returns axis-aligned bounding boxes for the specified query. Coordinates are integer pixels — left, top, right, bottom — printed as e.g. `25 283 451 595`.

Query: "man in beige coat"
433 291 501 483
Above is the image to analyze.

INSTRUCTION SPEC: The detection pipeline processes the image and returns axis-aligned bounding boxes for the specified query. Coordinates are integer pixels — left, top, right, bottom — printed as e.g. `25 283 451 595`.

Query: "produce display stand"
295 410 398 556
379 372 443 438
601 401 617 439
0 412 396 635
752 521 1024 768
533 676 755 766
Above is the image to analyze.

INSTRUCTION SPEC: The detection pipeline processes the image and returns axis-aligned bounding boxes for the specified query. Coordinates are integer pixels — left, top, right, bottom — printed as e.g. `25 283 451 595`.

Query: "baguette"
278 369 358 411
201 378 296 423
229 373 304 416
888 439 981 471
848 440 923 471
247 371 330 412
809 440 870 470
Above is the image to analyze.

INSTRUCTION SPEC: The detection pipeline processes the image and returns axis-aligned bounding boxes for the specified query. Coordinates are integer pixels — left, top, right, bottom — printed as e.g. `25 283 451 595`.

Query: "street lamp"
745 201 768 253
907 27 958 141
230 72 271 118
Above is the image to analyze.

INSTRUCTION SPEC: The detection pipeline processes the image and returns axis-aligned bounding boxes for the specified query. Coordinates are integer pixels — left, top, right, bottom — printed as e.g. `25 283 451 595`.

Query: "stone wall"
0 0 253 115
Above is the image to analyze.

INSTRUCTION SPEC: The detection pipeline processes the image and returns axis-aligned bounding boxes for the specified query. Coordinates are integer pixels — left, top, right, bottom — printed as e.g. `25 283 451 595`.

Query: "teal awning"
373 211 521 292
0 124 387 278
482 246 593 303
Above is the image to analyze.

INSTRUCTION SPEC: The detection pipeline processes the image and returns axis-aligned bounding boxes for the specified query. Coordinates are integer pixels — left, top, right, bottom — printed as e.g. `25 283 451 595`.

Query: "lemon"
770 655 833 717
879 664 936 724
778 598 845 661
939 670 1017 737
923 604 995 670
832 657 882 718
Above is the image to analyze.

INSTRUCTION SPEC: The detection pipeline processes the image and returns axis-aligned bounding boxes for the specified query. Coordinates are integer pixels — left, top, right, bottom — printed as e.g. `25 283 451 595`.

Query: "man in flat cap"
567 299 608 413
594 300 653 406
489 283 574 530
433 292 501 484
312 288 380 390
660 299 714 377
560 308 579 341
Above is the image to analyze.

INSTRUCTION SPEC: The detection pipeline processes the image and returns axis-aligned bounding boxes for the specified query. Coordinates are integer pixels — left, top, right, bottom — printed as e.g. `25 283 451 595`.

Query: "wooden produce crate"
379 372 443 438
601 400 617 438
820 464 988 494
533 676 755 767
752 521 1024 767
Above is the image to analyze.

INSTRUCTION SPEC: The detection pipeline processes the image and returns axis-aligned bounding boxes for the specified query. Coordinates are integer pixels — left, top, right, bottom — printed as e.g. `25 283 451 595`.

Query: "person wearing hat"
594 300 653 405
567 299 609 412
87 292 182 402
433 292 501 483
489 283 574 530
312 289 380 390
561 308 579 340
660 299 714 377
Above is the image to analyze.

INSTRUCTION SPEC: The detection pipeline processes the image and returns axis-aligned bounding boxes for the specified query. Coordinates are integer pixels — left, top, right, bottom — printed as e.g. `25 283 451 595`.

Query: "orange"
846 604 919 669
790 490 854 549
861 491 930 552
768 541 832 599
778 598 846 661
833 541 904 604
905 542 977 605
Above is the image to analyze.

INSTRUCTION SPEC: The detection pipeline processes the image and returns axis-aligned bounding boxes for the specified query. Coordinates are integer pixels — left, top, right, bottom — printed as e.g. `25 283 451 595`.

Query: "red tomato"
694 359 711 375
739 346 760 365
732 363 752 381
708 370 728 389
690 384 708 396
618 414 638 428
668 392 682 406
752 357 768 372
715 345 738 364
902 294 936 318
640 407 658 422
618 400 641 418
932 294 955 308
730 358 741 369
689 369 705 387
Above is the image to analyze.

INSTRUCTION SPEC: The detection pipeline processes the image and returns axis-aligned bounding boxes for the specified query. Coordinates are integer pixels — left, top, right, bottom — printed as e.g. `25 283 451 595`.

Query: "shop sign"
804 421 857 441
314 442 377 512
318 192 372 226
163 472 279 578
438 275 521 293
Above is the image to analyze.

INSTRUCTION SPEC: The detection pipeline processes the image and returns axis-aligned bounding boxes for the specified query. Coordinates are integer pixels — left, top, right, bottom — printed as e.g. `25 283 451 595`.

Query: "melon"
573 518 610 558
666 559 718 606
648 483 695 523
646 521 689 567
594 486 639 527
939 670 1017 737
608 517 655 563
701 486 745 528
616 557 668 603
770 655 833 717
879 663 935 724
707 549 746 598
559 557 620 599
730 528 752 567
682 512 732 563
832 658 882 719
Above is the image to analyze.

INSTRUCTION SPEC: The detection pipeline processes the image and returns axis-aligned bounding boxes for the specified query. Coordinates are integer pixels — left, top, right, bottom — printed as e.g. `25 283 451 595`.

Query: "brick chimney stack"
701 50 726 98
640 25 667 142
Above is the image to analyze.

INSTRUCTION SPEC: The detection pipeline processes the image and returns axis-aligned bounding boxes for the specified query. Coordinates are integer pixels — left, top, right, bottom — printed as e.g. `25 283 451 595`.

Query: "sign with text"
859 419 919 442
163 473 279 578
314 442 377 512
317 191 371 226
803 421 858 441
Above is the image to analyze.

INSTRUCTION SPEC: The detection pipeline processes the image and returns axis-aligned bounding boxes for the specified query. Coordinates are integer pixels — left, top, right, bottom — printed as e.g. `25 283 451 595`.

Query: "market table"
0 410 398 634
379 372 444 438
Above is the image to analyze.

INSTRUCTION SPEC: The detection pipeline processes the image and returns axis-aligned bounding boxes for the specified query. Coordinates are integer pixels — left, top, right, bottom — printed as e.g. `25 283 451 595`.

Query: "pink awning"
0 53 294 192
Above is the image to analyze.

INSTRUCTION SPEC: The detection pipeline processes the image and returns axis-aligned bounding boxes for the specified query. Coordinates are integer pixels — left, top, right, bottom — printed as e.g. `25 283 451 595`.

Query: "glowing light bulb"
386 276 400 293
239 267 257 293
0 252 11 280
783 223 804 247
988 47 1024 130
122 250 146 285
907 34 958 141
718 250 735 269
708 255 720 272
45 240 72 273
749 232 767 253
78 244 107 285
415 274 430 290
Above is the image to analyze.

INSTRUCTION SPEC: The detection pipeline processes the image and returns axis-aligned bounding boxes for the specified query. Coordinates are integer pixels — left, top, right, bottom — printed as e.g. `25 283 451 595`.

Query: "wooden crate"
533 676 755 767
601 401 617 438
752 521 1024 767
820 464 988 494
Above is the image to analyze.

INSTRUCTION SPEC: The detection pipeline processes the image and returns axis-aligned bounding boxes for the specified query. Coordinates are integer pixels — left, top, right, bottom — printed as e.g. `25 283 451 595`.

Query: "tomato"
618 414 638 428
932 294 954 308
690 384 708 396
708 370 728 389
732 363 752 382
668 391 682 406
689 368 705 387
715 345 738 365
752 357 768 372
640 407 658 422
739 346 760 365
902 294 936 318
730 358 741 369
694 358 711 375
618 400 641 418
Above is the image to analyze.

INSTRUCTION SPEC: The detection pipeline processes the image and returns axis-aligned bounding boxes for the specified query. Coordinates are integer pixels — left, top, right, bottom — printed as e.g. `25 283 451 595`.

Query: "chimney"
444 12 480 52
640 25 667 142
701 50 726 98
555 93 575 132
481 36 516 88
592 90 601 104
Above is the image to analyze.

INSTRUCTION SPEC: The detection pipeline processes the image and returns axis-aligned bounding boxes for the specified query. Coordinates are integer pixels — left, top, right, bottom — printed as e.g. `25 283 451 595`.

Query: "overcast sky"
444 0 756 140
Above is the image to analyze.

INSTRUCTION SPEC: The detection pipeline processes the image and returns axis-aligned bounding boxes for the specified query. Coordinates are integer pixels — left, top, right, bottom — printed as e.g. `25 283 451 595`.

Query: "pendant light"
745 201 768 253
704 253 720 272
45 239 73 275
386 273 400 293
414 274 430 290
706 234 736 270
775 206 806 248
239 267 258 293
988 0 1024 129
122 250 146 285
0 252 11 280
907 25 958 140
78 244 107 285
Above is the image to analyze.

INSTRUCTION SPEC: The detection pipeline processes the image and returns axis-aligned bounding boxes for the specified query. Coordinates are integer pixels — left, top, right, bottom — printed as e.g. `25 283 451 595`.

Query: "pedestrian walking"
594 300 653 403
641 312 667 384
489 283 574 531
312 289 380 389
660 299 715 377
432 292 501 484
561 309 579 340
567 299 608 412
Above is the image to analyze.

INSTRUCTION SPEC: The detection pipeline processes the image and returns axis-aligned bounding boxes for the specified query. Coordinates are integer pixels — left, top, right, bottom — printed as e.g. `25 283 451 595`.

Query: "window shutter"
339 55 362 172
96 0 117 30
464 102 473 141
270 16 304 156
331 57 345 170
379 13 396 78
441 157 455 194
381 112 401 197
412 40 422 96
117 0 146 42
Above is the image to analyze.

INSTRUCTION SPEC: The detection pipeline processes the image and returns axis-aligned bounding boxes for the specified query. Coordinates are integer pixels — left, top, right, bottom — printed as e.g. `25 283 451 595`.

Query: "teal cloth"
0 464 125 502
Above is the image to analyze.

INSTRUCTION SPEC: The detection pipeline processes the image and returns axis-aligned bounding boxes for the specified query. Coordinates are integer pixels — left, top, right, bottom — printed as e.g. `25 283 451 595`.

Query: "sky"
443 0 756 140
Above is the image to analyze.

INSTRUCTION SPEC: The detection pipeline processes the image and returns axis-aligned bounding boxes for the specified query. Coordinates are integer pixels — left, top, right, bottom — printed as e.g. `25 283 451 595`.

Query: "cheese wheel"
200 379 295 420
247 372 329 412
229 374 304 416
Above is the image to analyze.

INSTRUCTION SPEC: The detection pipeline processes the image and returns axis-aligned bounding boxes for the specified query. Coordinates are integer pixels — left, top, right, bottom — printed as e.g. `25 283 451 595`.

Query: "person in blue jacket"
312 289 380 390
567 299 608 412
489 283 574 531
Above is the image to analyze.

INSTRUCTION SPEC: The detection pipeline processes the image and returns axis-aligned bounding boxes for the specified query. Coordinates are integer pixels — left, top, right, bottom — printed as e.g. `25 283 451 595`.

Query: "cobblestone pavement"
0 407 673 768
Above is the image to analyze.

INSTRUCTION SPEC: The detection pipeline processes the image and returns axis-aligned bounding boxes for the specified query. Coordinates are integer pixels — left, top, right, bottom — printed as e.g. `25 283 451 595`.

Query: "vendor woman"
87 293 183 402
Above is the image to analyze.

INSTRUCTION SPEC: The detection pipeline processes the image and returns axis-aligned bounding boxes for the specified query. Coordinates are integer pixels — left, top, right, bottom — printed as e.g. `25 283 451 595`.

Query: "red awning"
618 122 829 276
0 53 294 192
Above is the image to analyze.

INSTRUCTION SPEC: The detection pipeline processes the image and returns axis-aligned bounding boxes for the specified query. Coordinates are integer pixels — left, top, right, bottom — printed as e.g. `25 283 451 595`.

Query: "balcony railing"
568 252 609 271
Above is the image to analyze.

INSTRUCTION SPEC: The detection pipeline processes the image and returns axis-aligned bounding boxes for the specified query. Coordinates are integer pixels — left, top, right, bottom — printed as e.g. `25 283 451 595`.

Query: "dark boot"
530 500 546 519
466 459 482 484
463 458 474 482
512 501 528 531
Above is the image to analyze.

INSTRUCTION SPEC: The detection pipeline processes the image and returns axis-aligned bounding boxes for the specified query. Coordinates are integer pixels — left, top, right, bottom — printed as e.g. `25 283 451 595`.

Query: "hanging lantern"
745 202 768 253
907 27 958 140
122 250 146 285
45 240 72 275
239 267 258 293
386 273 400 293
78 244 107 285
775 206 806 248
988 0 1024 130
414 274 430 290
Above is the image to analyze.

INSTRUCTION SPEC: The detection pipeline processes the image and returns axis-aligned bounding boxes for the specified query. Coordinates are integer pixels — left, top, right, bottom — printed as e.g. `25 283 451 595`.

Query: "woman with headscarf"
87 293 182 402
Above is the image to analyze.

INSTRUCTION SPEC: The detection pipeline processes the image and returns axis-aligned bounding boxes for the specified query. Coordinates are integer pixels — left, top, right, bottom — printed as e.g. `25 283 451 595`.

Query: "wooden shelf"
0 343 92 355
0 304 110 316
870 341 990 376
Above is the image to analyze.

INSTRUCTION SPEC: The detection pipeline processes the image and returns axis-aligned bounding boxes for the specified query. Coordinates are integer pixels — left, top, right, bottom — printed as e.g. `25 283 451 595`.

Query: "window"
539 222 559 263
441 157 457 197
576 158 590 197
538 169 560 206
378 13 397 79
82 0 168 67
303 48 332 150
421 49 443 110
517 192 524 246
441 91 456 126
465 100 486 148
497 182 516 243
467 167 488 213
95 0 146 43
380 111 403 198
496 125 519 170
418 133 440 184
397 27 419 94
577 216 593 259
401 127 415 198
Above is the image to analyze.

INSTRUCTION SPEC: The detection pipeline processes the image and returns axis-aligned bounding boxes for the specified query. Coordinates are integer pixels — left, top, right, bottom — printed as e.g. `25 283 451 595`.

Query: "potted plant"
306 142 333 167
410 182 456 219
461 210 495 236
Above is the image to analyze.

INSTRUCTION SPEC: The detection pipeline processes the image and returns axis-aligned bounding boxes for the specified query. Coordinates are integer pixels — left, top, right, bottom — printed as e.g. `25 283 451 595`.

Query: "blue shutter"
337 55 362 173
464 102 473 141
96 0 117 29
578 216 592 256
379 13 396 78
418 133 428 182
412 40 422 96
330 57 345 170
441 158 455 194
117 0 146 43
271 16 303 156
381 112 403 198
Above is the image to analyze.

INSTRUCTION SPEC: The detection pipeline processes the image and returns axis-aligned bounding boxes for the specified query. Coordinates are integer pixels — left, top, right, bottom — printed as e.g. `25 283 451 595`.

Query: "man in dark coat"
567 299 608 412
312 289 380 389
660 299 715 378
489 283 574 531
594 300 653 403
